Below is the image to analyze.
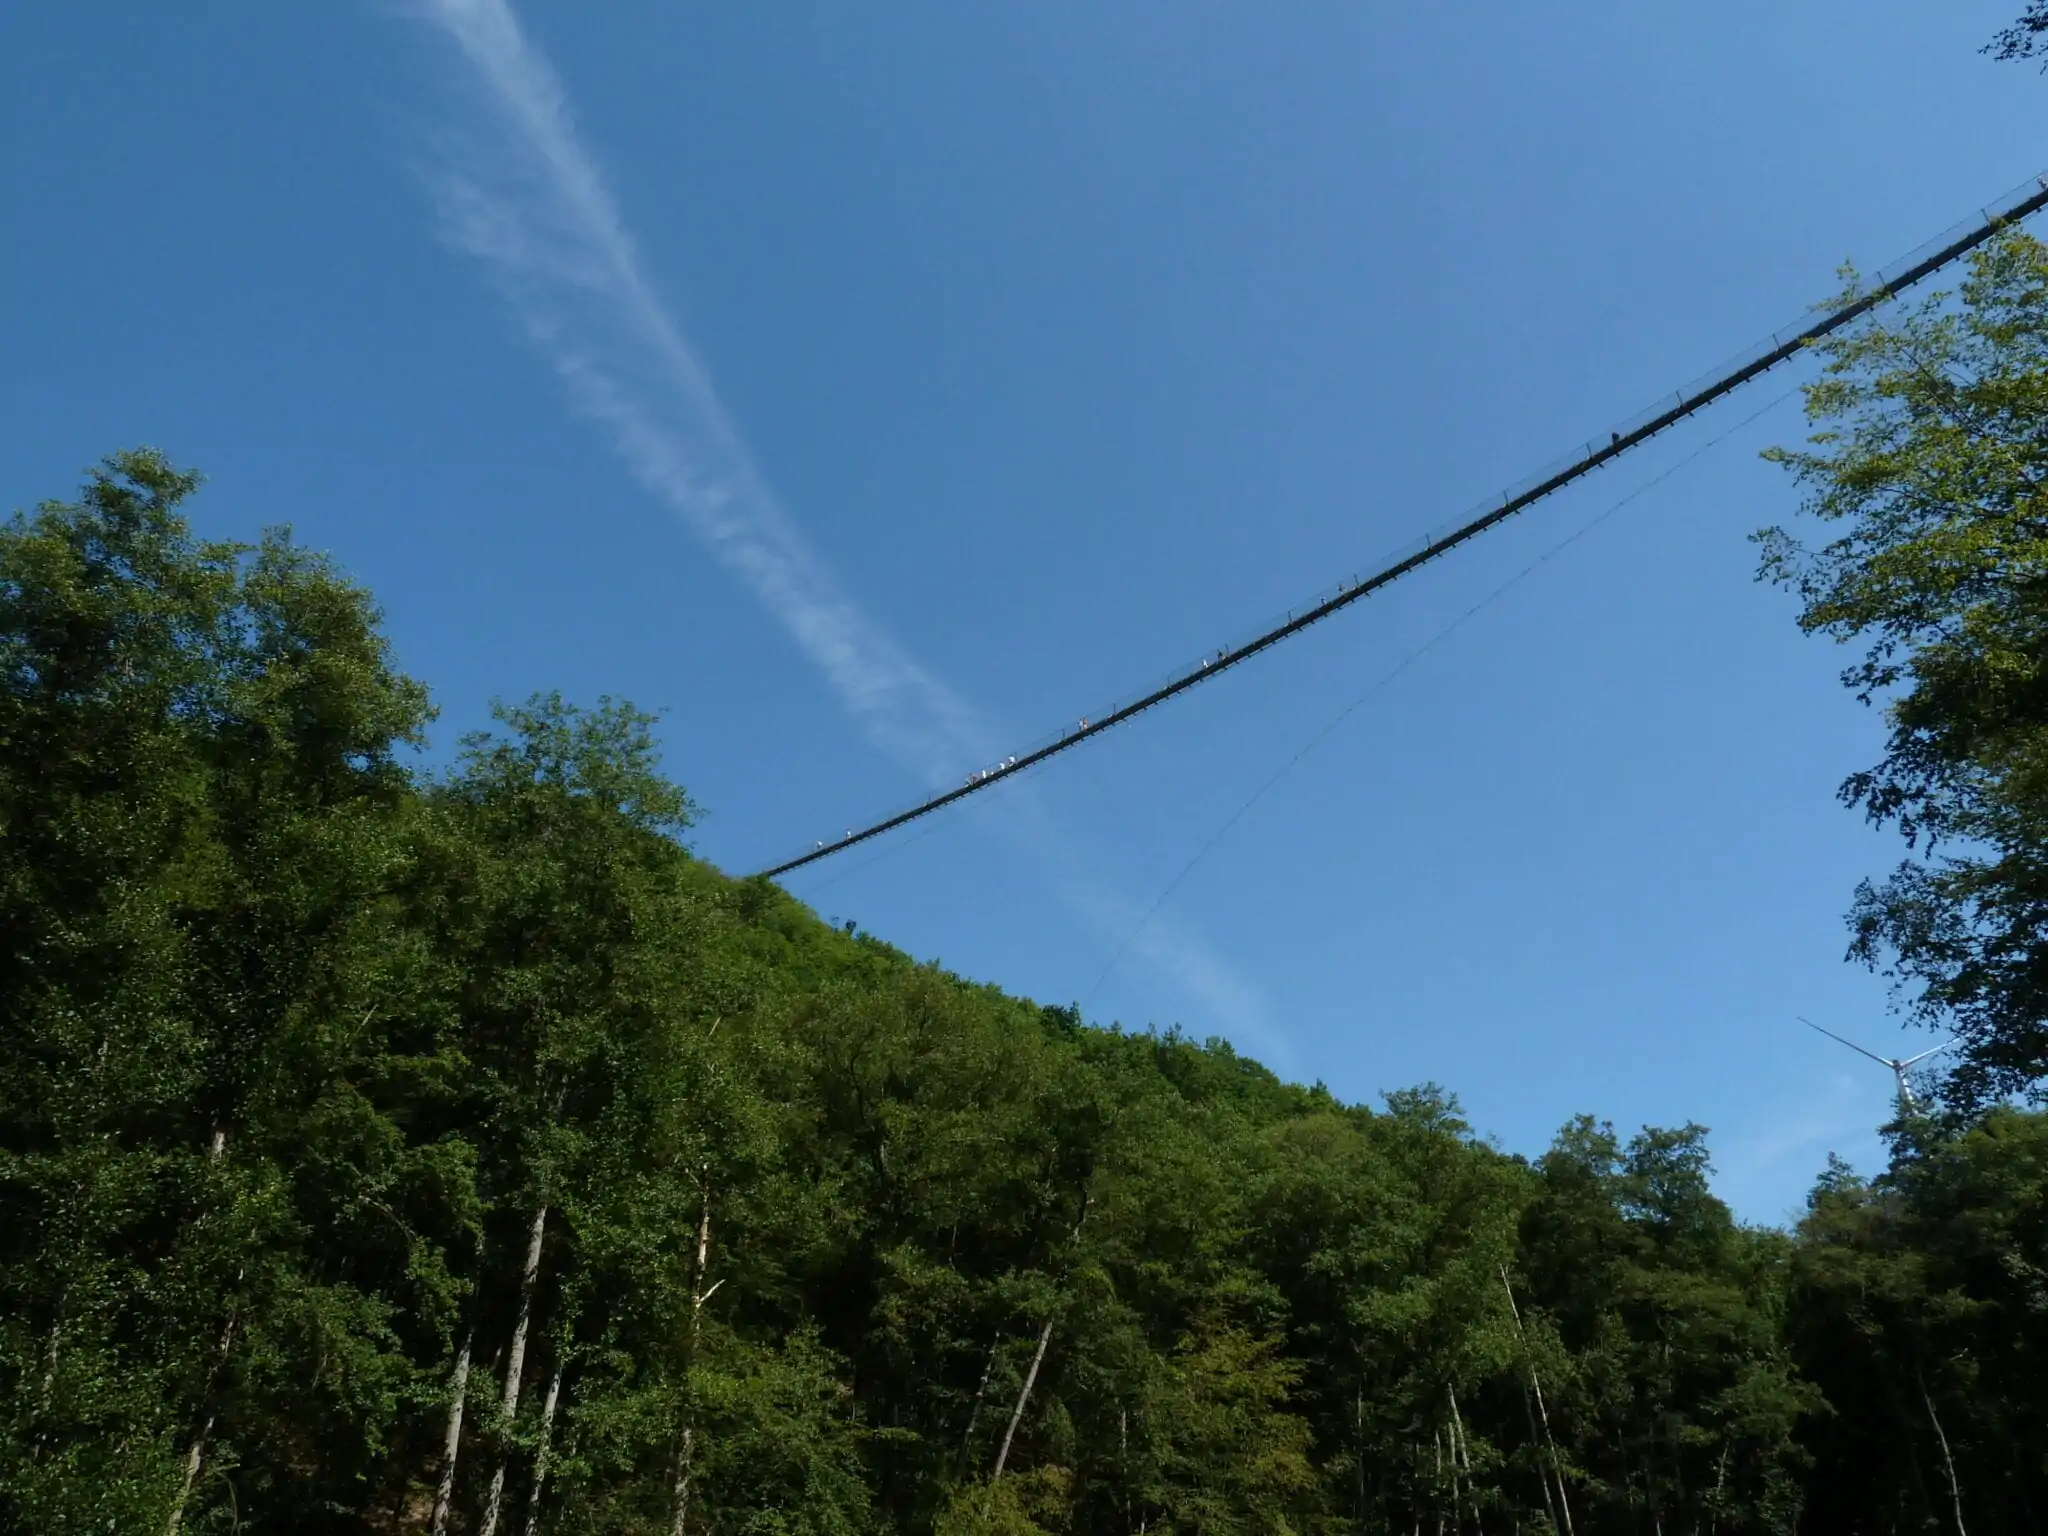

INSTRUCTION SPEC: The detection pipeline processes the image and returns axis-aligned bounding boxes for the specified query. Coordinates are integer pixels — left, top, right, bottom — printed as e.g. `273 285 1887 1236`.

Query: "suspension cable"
757 170 2048 880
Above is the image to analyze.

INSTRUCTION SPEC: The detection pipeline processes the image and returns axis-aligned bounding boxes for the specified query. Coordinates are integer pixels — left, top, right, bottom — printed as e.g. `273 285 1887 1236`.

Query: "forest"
7 157 2048 1536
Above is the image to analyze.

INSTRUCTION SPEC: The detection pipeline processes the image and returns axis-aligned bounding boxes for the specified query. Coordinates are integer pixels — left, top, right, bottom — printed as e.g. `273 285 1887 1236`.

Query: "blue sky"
4 1 2041 1221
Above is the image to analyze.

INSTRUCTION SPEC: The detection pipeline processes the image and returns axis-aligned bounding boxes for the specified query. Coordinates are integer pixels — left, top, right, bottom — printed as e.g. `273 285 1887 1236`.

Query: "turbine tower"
1798 1017 1956 1115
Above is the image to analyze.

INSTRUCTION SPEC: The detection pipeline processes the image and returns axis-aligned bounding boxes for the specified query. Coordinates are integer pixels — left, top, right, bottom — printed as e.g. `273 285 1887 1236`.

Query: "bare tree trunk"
992 1316 1054 1481
1356 1385 1369 1527
670 1171 718 1536
1520 1385 1561 1536
165 1409 216 1535
1434 1429 1447 1536
669 1424 698 1536
168 1128 239 1536
691 1174 712 1294
1918 1369 1968 1536
1449 1384 1483 1534
37 1308 62 1413
1120 1407 1132 1536
432 1327 476 1536
990 1192 1089 1483
167 1310 236 1534
1502 1266 1573 1536
31 1296 65 1466
521 1363 563 1536
1533 1363 1572 1536
27 1303 64 1469
481 1204 551 1536
1446 1421 1465 1536
956 1343 999 1476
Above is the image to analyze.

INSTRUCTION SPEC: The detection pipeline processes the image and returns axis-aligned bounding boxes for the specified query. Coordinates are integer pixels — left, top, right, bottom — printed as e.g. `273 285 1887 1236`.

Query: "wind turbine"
1797 1017 1956 1115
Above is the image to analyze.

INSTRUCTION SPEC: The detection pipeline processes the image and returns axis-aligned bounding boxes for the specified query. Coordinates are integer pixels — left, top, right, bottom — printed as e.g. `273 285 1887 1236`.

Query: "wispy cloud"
413 0 980 776
406 0 1276 1042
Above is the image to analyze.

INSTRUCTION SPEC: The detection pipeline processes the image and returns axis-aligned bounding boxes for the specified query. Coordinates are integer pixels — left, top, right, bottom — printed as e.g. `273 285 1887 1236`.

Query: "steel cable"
757 171 2048 880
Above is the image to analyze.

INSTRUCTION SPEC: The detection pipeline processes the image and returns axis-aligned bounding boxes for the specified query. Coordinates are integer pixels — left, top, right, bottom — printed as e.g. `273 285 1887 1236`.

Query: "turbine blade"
1797 1015 1896 1068
1899 1040 1958 1068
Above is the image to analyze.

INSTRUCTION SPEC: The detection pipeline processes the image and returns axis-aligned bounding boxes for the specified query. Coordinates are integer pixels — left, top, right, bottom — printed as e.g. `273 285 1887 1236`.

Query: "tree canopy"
4 449 2046 1532
1758 230 2048 1107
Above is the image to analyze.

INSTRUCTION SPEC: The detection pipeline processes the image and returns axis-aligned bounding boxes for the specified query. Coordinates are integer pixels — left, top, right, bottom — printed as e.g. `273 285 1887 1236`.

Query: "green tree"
17 448 2048 1536
0 450 456 1530
1758 231 2048 1105
1790 1112 2048 1532
1520 1120 1812 1534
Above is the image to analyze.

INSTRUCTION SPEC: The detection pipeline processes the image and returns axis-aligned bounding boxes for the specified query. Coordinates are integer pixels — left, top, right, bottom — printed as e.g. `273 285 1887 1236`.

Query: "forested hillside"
1 444 2044 1536
10 222 2048 1536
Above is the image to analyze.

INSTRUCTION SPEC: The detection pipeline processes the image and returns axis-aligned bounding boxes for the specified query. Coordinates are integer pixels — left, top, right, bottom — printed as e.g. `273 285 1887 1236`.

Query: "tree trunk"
1461 1397 1482 1532
165 1127 239 1533
670 1171 717 1536
1449 1384 1483 1534
38 1303 63 1414
669 1425 698 1536
1444 1412 1464 1536
990 1191 1090 1483
1520 1385 1561 1536
167 1294 241 1529
992 1316 1054 1481
30 1297 65 1467
1453 1436 1469 1535
1357 1385 1370 1528
956 1342 999 1477
165 1410 216 1536
520 1363 563 1536
1501 1266 1573 1536
432 1326 476 1536
1120 1407 1132 1536
1534 1362 1573 1536
481 1203 550 1536
1435 1429 1447 1536
1918 1368 1968 1536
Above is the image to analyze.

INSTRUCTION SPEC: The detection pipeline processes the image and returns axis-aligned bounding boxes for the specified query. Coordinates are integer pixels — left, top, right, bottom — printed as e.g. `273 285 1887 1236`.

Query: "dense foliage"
2 449 2044 1534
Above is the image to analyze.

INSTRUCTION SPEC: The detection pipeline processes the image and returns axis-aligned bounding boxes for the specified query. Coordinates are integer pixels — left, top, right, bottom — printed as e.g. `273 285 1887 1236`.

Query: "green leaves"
6 449 2045 1532
1760 232 2048 1105
1786 1111 2048 1531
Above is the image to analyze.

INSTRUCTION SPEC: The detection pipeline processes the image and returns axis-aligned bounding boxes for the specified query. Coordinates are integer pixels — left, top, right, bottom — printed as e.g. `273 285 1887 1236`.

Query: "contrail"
414 0 980 776
406 0 1280 1048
